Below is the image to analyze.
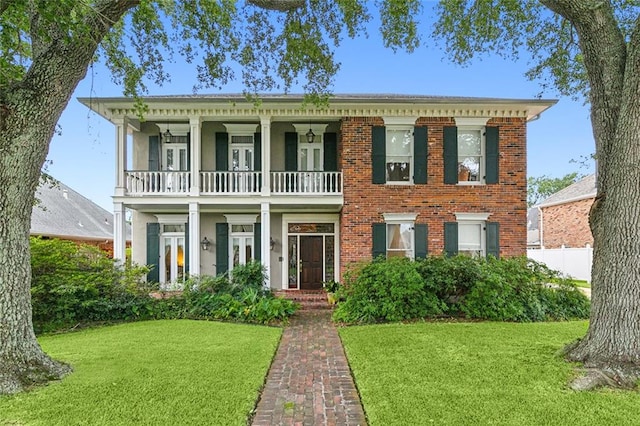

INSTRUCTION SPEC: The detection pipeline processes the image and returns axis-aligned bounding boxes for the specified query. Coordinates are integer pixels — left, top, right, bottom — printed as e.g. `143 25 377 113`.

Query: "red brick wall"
339 116 528 270
541 198 594 248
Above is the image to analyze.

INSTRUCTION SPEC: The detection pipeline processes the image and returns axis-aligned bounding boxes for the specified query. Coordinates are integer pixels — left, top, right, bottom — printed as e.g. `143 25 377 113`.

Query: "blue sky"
48 10 595 211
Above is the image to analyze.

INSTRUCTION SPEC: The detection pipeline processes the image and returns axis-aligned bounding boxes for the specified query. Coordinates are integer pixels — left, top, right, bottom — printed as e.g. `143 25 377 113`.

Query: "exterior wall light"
200 237 211 251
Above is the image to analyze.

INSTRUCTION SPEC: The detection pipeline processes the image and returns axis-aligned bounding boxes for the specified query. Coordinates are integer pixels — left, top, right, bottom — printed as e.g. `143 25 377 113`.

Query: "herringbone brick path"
251 310 367 426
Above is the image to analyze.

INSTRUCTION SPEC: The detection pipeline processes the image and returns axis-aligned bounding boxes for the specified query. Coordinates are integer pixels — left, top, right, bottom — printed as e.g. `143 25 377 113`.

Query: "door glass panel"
166 150 174 169
313 149 321 171
300 148 309 171
233 237 241 267
179 149 187 171
164 239 172 283
232 149 240 171
325 236 334 282
246 237 253 262
288 236 298 288
177 237 185 280
245 150 253 170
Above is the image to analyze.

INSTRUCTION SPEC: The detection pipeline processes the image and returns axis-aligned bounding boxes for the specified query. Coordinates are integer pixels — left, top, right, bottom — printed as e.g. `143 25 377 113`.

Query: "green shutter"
216 223 229 275
323 132 338 172
184 222 189 276
215 132 228 171
443 126 458 184
413 126 428 184
444 222 458 256
254 223 261 261
148 135 160 171
254 132 262 171
372 126 386 184
372 223 386 259
486 222 500 259
415 223 428 259
146 223 160 282
285 132 298 171
485 127 499 184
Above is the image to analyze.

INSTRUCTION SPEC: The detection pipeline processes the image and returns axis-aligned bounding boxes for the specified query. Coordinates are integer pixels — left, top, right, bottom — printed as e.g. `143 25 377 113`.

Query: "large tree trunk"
0 0 137 395
542 0 640 389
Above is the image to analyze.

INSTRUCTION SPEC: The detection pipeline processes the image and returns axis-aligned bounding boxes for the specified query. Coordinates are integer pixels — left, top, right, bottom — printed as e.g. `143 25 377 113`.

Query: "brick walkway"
252 310 367 426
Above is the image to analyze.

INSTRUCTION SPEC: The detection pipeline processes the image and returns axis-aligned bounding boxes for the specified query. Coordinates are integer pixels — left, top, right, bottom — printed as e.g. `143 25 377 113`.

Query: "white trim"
224 214 259 224
382 116 418 126
155 214 188 224
455 212 491 221
223 123 259 134
454 117 490 127
383 213 418 222
161 123 190 135
537 193 596 208
281 213 340 291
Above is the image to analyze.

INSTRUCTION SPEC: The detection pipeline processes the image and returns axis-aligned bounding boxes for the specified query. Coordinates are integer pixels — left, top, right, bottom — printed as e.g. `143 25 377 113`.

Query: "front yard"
0 320 281 426
340 320 640 425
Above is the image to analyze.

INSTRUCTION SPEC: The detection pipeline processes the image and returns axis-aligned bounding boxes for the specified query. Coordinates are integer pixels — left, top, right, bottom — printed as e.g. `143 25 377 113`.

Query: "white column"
261 202 271 288
189 202 201 276
189 116 202 195
260 116 271 195
113 202 126 267
114 117 128 197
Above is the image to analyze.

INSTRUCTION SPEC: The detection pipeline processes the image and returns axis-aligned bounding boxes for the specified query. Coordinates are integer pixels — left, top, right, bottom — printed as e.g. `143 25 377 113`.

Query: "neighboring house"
80 94 555 290
536 174 596 248
31 180 130 255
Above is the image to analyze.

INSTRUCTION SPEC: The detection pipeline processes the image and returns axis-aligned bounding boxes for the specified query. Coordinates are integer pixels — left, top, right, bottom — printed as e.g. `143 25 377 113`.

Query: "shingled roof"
31 180 129 241
538 174 596 208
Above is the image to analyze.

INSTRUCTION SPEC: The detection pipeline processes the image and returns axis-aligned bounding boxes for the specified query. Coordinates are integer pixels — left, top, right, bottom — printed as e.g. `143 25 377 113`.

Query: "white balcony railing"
201 171 261 194
124 170 343 195
125 171 190 194
271 171 342 195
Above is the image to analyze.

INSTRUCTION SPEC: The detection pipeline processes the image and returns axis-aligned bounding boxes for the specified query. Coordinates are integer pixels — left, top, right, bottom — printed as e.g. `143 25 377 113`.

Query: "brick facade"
541 198 594 248
339 116 528 268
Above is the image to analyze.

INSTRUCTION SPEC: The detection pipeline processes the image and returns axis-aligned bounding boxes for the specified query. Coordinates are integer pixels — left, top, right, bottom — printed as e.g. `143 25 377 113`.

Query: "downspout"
538 206 544 249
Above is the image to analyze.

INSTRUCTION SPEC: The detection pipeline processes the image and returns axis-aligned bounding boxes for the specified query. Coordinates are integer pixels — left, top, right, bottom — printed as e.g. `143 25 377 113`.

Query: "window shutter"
485 127 499 184
254 223 261 262
415 223 428 259
184 221 189 276
285 132 298 171
186 132 191 171
372 126 386 184
148 135 160 171
146 223 160 282
413 126 428 184
254 132 262 172
215 132 228 171
323 132 338 172
486 222 500 258
372 223 386 259
444 222 458 256
216 223 229 275
443 126 458 184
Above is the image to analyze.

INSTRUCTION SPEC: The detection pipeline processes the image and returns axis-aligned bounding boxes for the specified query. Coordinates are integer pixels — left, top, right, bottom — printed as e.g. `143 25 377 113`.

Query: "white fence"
527 246 593 282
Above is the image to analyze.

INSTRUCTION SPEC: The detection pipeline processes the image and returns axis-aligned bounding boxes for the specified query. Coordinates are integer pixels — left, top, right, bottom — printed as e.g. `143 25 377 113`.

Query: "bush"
333 257 445 323
30 237 153 333
334 255 590 324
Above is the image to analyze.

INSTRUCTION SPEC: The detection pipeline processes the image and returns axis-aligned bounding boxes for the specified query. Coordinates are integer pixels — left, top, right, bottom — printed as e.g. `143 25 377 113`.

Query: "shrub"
30 237 152 333
333 257 445 323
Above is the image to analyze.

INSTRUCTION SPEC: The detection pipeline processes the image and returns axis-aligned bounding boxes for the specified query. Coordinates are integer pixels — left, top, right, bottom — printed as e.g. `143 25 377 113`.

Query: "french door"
161 233 185 285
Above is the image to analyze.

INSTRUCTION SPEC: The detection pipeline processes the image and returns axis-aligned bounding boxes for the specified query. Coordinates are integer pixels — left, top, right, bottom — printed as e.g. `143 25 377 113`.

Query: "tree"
434 0 640 389
0 0 421 394
527 172 582 207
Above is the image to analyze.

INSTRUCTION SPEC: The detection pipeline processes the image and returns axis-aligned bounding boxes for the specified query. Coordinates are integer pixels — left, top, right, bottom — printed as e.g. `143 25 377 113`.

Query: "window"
444 213 499 258
386 128 412 182
159 223 186 288
230 134 254 171
457 128 483 183
230 224 254 268
386 222 414 258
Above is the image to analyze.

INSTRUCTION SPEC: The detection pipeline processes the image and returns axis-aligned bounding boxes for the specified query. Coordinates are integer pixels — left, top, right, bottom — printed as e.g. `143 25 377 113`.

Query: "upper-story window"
163 137 188 171
386 128 412 183
457 128 483 183
444 119 499 185
230 134 255 171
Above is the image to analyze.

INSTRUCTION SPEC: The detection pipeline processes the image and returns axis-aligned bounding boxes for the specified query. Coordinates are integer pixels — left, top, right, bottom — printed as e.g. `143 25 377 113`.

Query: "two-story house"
81 94 555 290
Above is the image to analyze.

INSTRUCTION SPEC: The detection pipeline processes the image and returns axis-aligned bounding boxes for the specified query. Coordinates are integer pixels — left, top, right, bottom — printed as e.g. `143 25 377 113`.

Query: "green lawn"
340 321 640 425
0 320 281 426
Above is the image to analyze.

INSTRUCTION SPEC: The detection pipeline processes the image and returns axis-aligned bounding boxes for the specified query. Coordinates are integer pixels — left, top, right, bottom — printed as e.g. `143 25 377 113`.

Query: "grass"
340 321 640 425
0 320 281 426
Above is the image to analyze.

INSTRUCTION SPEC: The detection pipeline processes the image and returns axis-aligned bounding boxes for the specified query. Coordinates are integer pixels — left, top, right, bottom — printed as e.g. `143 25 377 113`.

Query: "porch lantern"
163 126 172 143
200 237 211 251
270 237 276 250
305 128 315 143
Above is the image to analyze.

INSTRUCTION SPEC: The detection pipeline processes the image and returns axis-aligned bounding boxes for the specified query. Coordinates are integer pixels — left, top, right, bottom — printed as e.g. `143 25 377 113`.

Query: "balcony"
124 171 342 196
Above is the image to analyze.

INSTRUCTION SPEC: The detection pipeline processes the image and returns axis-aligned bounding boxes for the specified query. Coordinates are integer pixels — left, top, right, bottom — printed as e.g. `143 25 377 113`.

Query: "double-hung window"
386 128 412 183
457 128 483 183
372 122 427 185
444 118 498 185
372 213 428 260
444 213 499 258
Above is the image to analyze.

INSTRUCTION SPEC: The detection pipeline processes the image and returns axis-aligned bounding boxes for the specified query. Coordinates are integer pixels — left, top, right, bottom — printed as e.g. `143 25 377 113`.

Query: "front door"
300 236 323 290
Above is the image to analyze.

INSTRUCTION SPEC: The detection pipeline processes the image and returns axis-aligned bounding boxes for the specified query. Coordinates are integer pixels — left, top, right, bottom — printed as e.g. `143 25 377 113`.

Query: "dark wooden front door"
300 236 323 290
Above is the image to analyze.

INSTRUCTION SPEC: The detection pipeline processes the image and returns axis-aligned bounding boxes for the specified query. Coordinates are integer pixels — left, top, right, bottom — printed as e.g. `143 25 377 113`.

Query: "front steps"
274 290 332 310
